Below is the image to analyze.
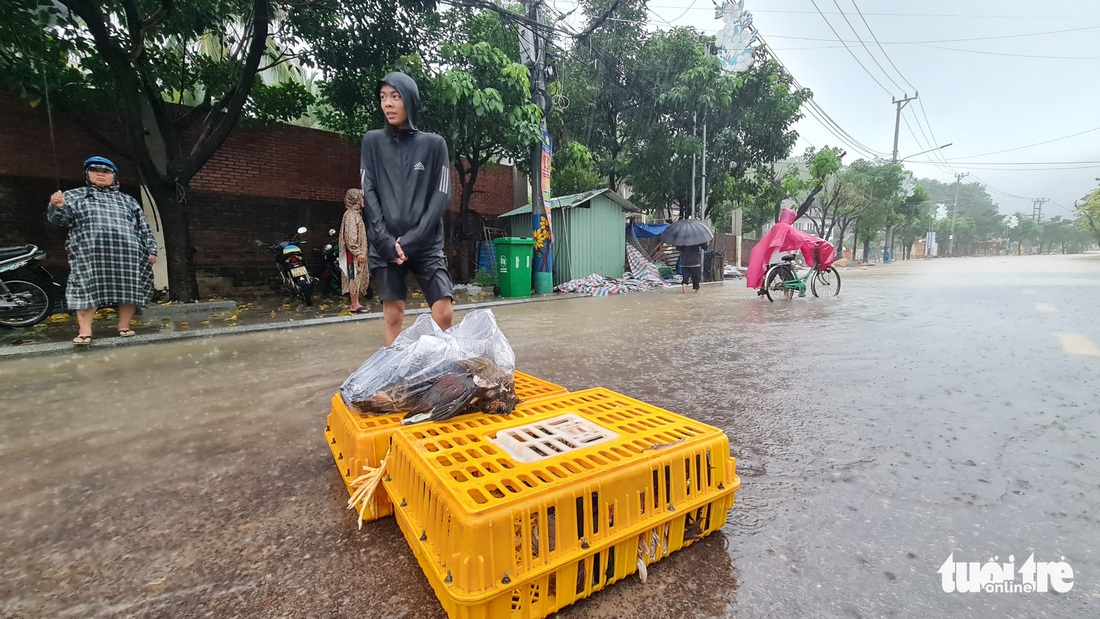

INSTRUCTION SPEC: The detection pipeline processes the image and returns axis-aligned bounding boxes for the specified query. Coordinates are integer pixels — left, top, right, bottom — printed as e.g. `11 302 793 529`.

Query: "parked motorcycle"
318 228 342 297
257 227 315 306
0 245 65 328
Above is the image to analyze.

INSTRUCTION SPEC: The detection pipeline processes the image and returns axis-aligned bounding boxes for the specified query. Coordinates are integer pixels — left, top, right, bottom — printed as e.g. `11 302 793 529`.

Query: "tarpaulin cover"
556 245 670 296
629 223 669 239
746 207 837 288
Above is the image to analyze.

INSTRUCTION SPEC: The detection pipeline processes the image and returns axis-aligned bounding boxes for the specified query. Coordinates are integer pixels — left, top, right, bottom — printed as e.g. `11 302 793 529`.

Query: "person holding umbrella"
677 242 706 293
659 218 714 294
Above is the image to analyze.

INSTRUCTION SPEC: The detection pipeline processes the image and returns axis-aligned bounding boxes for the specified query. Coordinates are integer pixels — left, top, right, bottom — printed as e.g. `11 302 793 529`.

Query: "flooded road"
2 254 1098 618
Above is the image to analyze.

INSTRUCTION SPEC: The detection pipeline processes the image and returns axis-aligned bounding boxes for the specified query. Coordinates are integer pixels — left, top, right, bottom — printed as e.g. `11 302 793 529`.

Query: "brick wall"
0 91 518 290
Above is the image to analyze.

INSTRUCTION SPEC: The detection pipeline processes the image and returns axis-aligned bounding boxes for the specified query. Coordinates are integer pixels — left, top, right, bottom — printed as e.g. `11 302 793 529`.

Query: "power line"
764 24 1100 44
949 126 1100 160
827 0 905 93
808 0 895 96
645 7 1100 19
913 44 1100 60
850 0 916 92
758 35 887 159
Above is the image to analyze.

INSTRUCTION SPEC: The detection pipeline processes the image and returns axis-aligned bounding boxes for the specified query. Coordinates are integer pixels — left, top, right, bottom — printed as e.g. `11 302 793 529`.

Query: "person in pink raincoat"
747 204 836 295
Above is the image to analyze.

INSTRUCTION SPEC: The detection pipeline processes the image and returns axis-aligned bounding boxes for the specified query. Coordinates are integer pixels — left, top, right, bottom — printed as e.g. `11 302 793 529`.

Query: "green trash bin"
492 237 535 298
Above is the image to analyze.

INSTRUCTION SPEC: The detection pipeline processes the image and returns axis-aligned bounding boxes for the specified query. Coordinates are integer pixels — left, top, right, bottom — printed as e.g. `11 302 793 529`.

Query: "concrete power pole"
948 172 969 256
887 93 917 257
525 0 553 293
891 93 918 163
1032 197 1049 222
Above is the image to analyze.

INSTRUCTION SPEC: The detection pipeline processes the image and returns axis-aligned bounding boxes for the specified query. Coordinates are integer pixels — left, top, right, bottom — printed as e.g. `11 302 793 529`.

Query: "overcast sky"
554 0 1100 219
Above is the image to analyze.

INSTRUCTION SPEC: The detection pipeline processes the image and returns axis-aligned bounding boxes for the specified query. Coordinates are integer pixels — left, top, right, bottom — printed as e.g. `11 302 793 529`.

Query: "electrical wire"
850 0 916 92
828 0 905 93
764 24 1100 44
808 0 894 96
949 126 1100 160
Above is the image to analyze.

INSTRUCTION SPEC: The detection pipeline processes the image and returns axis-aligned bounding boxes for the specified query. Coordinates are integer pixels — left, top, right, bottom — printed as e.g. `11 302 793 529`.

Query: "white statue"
715 0 758 73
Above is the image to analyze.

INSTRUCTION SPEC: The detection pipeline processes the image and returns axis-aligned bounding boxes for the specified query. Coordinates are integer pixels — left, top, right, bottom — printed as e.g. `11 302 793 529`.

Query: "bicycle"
762 255 841 302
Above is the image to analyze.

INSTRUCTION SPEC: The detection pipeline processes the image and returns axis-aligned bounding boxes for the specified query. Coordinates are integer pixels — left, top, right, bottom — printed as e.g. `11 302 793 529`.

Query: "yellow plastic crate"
324 371 569 520
382 388 740 619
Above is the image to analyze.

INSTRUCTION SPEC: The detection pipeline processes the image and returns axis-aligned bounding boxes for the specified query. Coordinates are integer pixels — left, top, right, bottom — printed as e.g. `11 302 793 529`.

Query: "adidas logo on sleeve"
413 162 425 171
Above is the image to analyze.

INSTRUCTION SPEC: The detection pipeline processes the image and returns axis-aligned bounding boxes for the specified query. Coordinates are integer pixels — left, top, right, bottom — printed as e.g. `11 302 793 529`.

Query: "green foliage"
425 37 542 211
552 142 603 196
1078 184 1100 245
471 267 497 286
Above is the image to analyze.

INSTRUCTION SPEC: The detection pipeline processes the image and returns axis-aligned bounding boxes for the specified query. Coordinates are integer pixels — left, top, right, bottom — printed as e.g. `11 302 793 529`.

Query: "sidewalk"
0 286 570 358
1 279 735 359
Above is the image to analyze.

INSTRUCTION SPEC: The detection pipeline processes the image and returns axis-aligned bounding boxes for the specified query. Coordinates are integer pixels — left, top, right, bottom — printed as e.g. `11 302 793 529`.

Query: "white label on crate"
489 414 619 463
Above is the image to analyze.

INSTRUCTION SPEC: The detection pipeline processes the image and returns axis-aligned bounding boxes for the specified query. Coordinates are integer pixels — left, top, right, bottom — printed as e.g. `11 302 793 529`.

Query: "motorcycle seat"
0 245 34 261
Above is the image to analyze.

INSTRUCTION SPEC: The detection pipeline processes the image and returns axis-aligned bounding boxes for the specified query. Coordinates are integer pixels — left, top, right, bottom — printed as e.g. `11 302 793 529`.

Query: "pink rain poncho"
746 207 837 288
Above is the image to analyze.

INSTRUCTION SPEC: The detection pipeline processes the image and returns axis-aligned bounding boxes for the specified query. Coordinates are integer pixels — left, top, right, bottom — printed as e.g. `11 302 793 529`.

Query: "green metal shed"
499 189 641 286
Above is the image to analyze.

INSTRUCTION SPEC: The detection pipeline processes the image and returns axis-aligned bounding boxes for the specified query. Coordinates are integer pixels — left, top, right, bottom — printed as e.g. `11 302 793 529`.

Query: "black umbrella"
659 218 714 246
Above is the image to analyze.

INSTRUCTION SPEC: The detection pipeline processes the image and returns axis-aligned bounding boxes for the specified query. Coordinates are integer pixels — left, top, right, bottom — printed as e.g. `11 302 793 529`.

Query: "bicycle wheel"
0 279 52 328
810 267 841 298
764 265 794 302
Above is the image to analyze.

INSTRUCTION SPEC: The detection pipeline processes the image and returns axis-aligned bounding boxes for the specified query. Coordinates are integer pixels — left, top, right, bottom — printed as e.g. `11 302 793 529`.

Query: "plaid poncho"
47 185 158 309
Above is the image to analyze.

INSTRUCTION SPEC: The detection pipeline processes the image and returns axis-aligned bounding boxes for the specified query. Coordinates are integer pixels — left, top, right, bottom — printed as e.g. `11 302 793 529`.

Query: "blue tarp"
629 223 669 239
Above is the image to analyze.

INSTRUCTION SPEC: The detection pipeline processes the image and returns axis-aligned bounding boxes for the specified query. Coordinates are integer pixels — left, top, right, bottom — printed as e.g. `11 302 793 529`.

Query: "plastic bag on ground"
339 309 518 423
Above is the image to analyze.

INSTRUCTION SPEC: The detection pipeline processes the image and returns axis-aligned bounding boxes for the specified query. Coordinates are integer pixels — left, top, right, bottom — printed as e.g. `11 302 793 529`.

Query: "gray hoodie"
360 71 452 266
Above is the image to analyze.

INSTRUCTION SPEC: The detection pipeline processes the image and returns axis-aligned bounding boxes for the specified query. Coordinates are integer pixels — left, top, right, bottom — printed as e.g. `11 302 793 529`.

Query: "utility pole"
701 120 707 222
1032 197 1049 222
891 93 918 163
690 111 697 219
948 172 968 256
525 0 553 293
887 93 917 257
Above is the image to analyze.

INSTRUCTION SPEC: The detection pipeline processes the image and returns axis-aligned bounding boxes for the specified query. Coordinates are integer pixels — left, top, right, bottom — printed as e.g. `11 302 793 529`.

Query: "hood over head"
779 207 798 225
378 71 421 132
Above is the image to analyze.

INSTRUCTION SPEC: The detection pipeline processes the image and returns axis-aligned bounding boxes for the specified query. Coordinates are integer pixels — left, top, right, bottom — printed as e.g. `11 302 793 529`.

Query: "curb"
1 281 729 360
0 292 585 360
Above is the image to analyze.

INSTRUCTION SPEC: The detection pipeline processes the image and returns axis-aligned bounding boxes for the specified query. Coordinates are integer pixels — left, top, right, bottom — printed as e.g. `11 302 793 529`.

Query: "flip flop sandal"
72 335 92 345
352 308 371 314
118 329 137 337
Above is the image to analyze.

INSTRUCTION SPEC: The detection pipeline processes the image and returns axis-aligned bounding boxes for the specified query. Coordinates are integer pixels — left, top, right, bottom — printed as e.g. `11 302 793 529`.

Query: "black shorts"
370 254 454 307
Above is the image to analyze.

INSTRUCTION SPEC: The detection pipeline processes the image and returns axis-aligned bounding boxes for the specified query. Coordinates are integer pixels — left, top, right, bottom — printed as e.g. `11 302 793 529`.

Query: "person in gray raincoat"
47 156 158 345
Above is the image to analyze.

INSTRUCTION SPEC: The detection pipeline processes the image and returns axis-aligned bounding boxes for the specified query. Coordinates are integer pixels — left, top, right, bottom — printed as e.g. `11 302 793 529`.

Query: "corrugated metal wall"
501 196 628 285
559 196 626 284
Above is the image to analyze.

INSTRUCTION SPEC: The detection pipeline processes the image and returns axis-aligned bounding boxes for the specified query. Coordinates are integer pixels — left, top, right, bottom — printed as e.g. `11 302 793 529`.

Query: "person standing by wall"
340 188 370 313
361 71 454 345
47 156 158 345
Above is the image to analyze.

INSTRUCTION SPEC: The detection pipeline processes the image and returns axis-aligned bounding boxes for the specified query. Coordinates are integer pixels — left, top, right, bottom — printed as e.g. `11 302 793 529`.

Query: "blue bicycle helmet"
83 156 118 174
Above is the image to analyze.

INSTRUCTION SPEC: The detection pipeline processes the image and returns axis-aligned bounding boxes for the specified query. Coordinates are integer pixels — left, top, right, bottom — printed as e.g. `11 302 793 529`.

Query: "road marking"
1057 333 1100 356
1035 303 1057 314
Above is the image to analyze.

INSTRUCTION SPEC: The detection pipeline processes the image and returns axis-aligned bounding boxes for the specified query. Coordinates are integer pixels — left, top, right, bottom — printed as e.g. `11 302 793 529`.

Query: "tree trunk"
149 181 200 302
863 239 870 263
850 228 858 261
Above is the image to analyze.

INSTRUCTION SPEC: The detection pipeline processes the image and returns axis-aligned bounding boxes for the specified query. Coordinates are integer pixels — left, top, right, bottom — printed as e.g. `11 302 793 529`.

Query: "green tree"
1007 213 1041 254
1 0 427 300
917 178 1003 250
551 142 602 196
1077 183 1100 246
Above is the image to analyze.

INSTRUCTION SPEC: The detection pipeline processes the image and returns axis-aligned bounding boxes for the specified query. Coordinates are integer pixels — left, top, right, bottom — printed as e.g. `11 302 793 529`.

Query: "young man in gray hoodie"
361 71 455 345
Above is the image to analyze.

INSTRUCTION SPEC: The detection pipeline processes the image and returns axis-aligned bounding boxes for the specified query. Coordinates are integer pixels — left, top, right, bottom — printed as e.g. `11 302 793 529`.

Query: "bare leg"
382 299 405 346
117 304 137 332
76 308 95 336
349 285 361 311
430 297 454 332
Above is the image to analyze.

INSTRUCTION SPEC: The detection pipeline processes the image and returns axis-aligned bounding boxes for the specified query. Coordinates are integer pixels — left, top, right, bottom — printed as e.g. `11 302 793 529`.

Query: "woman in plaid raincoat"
47 157 158 345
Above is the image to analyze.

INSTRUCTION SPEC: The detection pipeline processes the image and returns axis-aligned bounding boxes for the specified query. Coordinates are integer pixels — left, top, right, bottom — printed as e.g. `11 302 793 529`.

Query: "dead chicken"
402 358 519 424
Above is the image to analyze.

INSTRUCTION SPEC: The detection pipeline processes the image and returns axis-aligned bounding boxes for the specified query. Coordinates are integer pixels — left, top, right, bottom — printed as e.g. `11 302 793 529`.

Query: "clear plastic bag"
339 309 517 421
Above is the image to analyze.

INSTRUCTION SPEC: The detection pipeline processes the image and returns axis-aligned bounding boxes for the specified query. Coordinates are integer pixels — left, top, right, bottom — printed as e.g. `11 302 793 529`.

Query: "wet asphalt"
1 254 1098 618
